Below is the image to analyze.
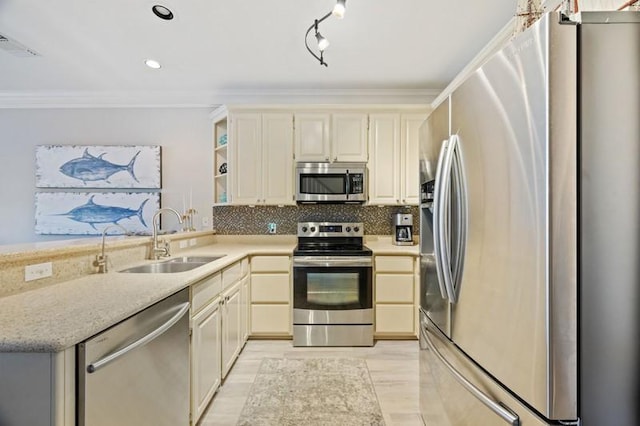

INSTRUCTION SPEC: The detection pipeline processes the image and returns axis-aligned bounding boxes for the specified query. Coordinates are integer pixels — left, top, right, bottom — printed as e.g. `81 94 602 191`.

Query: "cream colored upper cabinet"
368 113 425 205
400 114 425 205
231 112 294 205
230 113 262 205
294 113 331 161
295 112 367 162
262 113 294 205
368 113 401 204
331 113 368 162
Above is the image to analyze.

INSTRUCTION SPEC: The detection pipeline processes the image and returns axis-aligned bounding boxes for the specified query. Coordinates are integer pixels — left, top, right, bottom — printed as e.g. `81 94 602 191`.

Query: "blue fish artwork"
58 195 149 230
59 148 140 184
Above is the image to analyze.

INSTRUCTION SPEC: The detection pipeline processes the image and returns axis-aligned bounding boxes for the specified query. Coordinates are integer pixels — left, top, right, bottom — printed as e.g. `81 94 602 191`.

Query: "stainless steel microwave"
295 162 367 203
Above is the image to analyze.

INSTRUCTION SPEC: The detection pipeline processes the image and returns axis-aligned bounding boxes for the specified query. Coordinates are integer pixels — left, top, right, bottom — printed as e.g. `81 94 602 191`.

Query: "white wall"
0 108 212 245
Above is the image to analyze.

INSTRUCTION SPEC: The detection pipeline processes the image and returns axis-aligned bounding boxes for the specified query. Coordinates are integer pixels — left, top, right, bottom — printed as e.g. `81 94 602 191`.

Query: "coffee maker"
393 213 414 246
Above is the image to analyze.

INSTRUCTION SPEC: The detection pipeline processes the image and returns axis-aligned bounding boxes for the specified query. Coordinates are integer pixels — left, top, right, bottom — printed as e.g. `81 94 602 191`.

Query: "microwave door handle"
346 170 351 199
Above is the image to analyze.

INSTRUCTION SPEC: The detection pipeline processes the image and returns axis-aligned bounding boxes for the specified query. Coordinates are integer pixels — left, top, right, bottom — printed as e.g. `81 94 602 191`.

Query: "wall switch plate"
267 223 277 234
202 216 211 228
189 238 197 246
25 262 53 282
179 240 188 249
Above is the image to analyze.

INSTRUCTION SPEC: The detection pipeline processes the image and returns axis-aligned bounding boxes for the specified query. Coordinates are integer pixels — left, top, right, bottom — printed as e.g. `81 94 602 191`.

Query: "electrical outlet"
25 262 53 282
267 223 277 234
179 240 188 249
189 238 197 246
202 216 211 228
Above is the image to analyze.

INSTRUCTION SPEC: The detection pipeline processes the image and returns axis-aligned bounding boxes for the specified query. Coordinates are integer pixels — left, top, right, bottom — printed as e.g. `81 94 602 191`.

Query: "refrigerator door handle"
448 135 468 303
438 136 457 303
432 140 450 299
422 324 520 426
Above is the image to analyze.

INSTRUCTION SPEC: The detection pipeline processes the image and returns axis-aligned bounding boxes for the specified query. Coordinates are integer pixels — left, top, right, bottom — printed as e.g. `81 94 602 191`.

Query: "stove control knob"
353 226 360 232
310 226 316 232
345 226 351 232
301 226 308 233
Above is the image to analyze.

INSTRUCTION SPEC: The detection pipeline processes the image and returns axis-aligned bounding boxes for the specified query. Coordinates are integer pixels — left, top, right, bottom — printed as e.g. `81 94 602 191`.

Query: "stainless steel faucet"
94 224 129 273
152 208 184 259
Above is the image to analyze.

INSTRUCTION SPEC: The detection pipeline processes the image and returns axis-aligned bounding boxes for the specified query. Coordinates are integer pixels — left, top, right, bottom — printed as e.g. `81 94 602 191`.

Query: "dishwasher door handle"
87 301 190 374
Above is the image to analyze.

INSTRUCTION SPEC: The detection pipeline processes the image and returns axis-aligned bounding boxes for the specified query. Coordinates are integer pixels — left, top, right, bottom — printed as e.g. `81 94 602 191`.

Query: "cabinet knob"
334 157 337 161
325 157 330 161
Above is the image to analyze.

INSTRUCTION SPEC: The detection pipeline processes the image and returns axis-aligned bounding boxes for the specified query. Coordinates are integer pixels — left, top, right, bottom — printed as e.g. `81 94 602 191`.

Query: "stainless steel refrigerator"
418 11 640 425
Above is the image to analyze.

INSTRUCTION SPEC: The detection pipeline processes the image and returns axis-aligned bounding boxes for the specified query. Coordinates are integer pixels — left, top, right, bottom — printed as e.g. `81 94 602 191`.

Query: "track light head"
332 0 346 19
315 32 329 51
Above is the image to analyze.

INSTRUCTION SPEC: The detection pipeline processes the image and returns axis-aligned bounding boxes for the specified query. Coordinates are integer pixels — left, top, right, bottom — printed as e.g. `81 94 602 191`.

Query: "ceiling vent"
0 33 40 57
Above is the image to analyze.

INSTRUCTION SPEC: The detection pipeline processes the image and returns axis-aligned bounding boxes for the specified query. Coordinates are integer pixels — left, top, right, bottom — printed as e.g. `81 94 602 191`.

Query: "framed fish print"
35 192 160 235
35 145 161 188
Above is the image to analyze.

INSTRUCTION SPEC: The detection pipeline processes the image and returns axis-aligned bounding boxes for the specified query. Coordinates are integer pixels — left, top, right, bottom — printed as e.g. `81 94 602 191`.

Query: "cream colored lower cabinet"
240 274 250 344
190 295 221 424
189 258 248 424
190 272 222 425
221 280 242 378
250 255 292 336
374 255 418 338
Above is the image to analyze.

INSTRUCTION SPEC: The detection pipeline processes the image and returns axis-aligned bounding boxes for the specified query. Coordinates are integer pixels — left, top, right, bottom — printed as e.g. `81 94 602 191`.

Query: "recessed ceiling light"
152 5 174 20
145 59 161 69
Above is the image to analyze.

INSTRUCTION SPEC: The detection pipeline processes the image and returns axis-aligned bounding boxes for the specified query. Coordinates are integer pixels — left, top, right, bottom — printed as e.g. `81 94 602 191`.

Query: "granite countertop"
0 237 418 353
0 242 294 353
365 236 420 255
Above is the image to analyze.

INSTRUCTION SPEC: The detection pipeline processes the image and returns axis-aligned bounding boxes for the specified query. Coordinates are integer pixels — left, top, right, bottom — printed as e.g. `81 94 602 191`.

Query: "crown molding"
0 88 442 109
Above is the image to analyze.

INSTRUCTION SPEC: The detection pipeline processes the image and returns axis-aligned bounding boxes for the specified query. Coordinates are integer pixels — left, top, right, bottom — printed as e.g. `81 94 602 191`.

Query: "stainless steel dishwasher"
77 289 190 426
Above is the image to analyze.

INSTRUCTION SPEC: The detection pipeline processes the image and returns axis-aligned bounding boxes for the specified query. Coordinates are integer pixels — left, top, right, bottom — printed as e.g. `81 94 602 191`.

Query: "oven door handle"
293 256 372 267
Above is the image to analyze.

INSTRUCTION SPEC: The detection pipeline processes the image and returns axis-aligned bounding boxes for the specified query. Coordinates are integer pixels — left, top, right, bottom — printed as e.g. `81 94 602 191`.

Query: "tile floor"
198 339 424 426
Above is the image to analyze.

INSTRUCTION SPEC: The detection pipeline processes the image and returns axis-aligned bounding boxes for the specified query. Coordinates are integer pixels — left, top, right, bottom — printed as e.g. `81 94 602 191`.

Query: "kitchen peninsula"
0 231 417 425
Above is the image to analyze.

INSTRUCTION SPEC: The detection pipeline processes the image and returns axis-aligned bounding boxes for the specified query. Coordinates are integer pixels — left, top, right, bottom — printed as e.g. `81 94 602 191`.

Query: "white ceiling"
0 0 518 107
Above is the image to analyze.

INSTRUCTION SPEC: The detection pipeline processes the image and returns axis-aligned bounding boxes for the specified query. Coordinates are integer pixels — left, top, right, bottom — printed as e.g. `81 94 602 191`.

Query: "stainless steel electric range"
292 222 373 347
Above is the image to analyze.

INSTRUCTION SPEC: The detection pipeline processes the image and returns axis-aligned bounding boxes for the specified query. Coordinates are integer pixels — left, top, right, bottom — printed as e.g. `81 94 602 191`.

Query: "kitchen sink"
165 256 225 264
119 255 226 273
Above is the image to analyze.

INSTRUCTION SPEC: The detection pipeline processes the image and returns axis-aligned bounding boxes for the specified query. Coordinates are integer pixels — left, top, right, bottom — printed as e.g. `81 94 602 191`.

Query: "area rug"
236 358 386 426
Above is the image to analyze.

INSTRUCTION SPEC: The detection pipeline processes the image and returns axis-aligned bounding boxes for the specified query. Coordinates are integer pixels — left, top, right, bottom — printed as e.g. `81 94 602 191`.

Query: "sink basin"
165 255 225 264
119 255 225 273
119 262 205 274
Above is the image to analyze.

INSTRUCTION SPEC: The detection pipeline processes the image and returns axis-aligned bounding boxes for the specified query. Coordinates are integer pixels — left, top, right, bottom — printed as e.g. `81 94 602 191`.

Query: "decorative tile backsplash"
211 205 419 235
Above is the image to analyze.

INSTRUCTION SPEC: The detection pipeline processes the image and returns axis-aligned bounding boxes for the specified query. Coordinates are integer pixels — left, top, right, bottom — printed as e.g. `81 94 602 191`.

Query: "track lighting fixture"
304 0 347 67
